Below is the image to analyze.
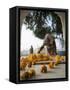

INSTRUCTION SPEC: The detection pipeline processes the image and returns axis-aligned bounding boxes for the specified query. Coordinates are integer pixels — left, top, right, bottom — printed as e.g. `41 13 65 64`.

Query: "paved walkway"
32 64 65 79
20 64 66 80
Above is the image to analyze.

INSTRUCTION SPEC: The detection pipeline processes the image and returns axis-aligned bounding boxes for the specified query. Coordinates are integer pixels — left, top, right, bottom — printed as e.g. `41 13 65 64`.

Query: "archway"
20 10 65 54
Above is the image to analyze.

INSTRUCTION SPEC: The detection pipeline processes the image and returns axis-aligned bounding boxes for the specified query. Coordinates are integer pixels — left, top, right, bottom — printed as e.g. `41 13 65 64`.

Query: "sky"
20 24 43 51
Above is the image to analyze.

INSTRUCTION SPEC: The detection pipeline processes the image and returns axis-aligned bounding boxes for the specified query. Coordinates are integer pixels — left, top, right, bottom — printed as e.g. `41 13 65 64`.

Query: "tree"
23 10 63 39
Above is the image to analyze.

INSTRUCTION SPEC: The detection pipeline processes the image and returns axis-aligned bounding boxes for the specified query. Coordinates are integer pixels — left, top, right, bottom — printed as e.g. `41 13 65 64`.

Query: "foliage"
24 10 63 39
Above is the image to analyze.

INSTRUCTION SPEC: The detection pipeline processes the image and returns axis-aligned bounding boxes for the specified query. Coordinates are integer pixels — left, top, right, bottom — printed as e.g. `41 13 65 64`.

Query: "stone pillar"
20 10 29 29
55 12 66 51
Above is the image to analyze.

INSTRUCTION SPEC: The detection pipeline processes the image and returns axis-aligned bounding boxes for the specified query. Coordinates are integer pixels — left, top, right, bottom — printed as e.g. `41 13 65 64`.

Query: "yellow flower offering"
40 64 47 73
